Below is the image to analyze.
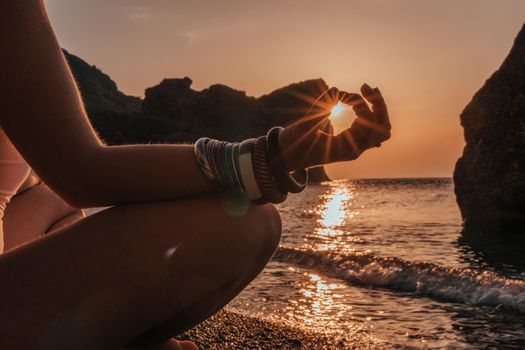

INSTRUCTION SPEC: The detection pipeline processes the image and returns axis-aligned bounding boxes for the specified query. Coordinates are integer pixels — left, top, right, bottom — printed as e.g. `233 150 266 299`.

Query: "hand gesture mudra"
278 84 392 171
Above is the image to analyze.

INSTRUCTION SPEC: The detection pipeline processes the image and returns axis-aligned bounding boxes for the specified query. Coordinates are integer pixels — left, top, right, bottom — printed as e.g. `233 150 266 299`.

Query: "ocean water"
228 179 525 349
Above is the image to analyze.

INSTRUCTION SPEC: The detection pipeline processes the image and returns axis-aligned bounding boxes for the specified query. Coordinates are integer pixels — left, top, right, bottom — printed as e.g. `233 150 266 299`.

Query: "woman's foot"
121 339 198 350
166 339 199 350
147 339 199 350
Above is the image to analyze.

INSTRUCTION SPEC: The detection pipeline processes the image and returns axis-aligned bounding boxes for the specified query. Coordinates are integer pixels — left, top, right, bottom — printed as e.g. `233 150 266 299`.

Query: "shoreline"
179 308 384 349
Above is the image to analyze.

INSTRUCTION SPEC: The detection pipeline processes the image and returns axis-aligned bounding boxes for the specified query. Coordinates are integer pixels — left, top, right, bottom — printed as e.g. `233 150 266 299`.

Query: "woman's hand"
278 84 391 171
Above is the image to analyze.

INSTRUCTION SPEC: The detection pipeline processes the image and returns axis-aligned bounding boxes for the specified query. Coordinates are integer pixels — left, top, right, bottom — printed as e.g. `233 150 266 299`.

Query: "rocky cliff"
454 23 525 234
64 50 141 115
65 51 330 181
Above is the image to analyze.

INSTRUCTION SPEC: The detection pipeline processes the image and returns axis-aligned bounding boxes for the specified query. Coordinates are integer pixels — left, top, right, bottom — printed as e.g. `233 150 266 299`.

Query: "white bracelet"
238 139 263 200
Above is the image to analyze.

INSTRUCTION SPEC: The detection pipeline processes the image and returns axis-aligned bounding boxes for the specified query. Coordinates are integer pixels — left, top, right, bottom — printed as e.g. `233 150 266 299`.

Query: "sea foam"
273 247 525 313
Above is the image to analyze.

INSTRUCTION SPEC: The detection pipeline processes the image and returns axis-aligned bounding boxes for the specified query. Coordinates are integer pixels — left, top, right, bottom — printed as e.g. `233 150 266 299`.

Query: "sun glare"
301 183 358 254
330 102 344 119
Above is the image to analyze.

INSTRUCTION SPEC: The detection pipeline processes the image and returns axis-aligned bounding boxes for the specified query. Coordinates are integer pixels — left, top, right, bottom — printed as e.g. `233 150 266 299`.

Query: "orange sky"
45 0 525 179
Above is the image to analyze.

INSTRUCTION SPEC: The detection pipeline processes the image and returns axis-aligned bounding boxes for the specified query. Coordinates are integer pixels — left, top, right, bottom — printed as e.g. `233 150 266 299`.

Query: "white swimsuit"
0 128 31 252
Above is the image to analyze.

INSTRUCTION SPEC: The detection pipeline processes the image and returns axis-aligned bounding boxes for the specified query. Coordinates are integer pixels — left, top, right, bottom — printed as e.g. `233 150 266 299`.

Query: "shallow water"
228 179 525 349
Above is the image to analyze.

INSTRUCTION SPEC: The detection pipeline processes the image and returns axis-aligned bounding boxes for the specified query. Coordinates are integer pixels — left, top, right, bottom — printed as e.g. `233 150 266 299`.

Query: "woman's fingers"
297 86 339 132
361 85 390 128
290 85 390 167
325 86 340 104
311 86 339 116
361 84 382 105
354 85 391 142
279 86 340 169
339 89 375 122
315 85 392 164
366 86 391 143
331 126 368 162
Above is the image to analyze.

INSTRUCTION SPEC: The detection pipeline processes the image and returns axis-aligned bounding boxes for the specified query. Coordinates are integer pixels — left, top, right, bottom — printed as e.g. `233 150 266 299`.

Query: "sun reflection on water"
302 182 359 253
319 186 351 229
283 271 355 332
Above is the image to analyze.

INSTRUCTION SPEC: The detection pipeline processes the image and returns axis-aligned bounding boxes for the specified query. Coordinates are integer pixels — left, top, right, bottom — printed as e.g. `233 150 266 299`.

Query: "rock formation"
454 23 525 234
64 50 141 115
65 51 330 181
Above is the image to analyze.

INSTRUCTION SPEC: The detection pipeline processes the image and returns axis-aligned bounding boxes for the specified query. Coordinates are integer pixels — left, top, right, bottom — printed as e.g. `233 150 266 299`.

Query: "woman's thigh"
0 192 280 350
3 183 83 251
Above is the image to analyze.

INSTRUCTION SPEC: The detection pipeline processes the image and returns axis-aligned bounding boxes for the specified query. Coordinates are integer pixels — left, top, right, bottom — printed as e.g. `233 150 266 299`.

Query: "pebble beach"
179 309 382 350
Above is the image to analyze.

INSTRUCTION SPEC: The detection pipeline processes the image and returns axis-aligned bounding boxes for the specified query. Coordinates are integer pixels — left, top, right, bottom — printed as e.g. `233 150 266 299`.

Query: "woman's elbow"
51 178 101 209
59 190 96 209
44 155 109 209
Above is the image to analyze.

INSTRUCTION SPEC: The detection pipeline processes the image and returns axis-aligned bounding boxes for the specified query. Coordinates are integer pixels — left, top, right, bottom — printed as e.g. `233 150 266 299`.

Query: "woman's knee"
107 192 282 277
193 192 281 253
239 202 282 259
254 203 282 250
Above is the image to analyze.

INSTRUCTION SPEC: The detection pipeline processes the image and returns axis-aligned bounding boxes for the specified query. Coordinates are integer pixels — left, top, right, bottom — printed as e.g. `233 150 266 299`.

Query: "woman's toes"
178 340 199 350
158 339 199 350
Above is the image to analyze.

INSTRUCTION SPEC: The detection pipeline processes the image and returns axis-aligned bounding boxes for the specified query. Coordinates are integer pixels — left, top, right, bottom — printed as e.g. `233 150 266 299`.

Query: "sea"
227 178 525 349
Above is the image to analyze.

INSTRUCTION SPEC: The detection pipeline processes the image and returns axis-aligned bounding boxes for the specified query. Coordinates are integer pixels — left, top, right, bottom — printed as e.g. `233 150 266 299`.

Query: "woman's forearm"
61 144 217 208
0 1 217 208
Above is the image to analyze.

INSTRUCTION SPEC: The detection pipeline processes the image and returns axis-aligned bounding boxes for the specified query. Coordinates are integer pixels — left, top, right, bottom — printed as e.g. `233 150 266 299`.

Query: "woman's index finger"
363 87 390 127
338 90 375 121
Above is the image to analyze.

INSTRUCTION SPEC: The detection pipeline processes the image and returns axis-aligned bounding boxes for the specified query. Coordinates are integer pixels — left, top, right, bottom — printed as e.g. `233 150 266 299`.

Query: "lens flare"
330 102 344 119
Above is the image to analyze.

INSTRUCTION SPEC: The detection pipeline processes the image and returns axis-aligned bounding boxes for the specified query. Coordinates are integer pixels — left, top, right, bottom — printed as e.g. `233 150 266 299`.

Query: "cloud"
124 5 152 22
181 31 198 45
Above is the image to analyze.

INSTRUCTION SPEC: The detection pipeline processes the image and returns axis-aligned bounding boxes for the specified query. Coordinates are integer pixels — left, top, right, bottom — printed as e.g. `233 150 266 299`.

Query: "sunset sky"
45 0 525 179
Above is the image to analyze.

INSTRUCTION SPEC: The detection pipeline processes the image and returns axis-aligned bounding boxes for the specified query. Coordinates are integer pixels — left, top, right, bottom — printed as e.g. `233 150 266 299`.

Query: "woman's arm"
0 0 215 208
0 1 391 208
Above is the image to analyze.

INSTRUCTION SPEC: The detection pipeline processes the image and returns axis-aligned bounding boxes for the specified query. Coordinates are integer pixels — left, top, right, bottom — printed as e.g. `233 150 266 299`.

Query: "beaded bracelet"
266 127 308 194
252 136 288 204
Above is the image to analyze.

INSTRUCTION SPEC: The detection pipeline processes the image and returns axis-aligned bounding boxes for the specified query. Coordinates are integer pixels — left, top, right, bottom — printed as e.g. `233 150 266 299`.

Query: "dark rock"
307 166 331 182
259 78 329 127
453 23 525 234
64 50 141 115
142 77 197 118
65 50 331 180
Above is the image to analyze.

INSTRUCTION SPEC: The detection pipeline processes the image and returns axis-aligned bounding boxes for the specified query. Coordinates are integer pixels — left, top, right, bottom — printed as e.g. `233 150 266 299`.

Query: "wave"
272 247 525 313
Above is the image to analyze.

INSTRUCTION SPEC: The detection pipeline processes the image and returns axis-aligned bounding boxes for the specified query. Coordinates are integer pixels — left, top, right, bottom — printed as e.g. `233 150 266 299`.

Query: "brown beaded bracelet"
252 136 288 204
266 127 308 194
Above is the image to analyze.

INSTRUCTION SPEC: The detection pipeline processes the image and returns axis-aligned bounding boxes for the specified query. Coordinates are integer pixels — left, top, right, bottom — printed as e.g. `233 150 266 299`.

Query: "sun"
330 102 344 119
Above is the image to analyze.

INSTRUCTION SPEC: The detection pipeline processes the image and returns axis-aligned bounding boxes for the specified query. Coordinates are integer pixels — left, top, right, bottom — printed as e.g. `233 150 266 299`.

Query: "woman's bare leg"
3 184 194 350
47 210 86 233
3 184 191 349
0 192 281 350
3 182 83 250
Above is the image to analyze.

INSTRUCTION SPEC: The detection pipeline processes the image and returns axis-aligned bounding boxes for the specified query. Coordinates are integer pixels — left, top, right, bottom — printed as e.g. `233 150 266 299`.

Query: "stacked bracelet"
194 131 308 205
194 138 243 191
252 136 288 204
237 139 263 200
266 127 308 194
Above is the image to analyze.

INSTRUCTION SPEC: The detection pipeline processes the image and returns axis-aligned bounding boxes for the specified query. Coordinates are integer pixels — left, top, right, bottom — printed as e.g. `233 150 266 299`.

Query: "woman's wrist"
193 131 308 205
267 127 307 194
277 129 301 172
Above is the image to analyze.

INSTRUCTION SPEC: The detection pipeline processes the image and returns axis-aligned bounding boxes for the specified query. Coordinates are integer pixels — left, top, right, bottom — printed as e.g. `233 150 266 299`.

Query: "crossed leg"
0 191 281 350
3 182 85 250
